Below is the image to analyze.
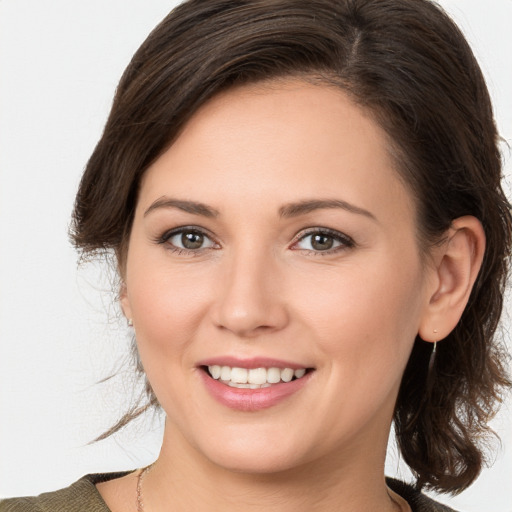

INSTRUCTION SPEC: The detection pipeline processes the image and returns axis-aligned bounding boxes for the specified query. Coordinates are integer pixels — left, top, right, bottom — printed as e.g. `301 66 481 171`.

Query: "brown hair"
71 0 511 494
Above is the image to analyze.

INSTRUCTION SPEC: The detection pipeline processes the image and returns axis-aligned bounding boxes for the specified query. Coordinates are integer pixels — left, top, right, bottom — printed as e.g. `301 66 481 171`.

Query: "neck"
141 423 399 512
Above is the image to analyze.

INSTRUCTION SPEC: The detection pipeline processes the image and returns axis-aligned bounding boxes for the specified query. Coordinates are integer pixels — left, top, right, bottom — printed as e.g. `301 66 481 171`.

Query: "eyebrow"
279 199 377 221
143 196 376 221
144 197 219 218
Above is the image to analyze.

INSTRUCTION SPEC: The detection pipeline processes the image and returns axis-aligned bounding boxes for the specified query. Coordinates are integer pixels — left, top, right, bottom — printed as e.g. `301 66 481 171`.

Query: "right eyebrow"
279 198 377 222
143 197 220 218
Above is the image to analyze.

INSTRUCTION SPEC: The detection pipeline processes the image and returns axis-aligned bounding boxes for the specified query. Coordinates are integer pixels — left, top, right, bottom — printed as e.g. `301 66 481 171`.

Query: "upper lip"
196 356 312 370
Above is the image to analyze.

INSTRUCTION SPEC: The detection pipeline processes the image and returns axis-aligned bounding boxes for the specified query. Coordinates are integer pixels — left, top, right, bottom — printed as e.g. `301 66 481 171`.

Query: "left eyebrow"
143 197 220 218
279 199 377 222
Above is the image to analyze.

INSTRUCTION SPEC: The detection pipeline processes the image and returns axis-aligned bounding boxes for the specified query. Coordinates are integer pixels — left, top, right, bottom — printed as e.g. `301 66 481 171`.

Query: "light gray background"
0 1 511 510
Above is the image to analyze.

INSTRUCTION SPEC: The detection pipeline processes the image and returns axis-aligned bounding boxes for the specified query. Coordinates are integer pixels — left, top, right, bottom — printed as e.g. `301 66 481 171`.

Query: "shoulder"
0 473 132 512
387 478 460 512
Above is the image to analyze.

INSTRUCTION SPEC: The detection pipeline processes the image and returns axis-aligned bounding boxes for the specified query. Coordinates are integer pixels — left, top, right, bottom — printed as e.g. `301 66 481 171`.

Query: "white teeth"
267 367 281 384
281 368 294 382
227 382 251 388
248 368 267 385
231 367 248 383
210 365 221 379
207 365 308 386
220 366 231 381
227 381 272 389
294 368 306 379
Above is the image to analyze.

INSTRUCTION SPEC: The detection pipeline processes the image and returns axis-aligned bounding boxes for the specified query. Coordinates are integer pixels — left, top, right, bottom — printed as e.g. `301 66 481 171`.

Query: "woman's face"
121 80 437 474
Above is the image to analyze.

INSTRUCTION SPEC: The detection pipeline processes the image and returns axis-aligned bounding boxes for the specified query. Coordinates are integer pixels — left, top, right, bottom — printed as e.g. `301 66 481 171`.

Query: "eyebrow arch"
279 199 377 221
144 197 219 218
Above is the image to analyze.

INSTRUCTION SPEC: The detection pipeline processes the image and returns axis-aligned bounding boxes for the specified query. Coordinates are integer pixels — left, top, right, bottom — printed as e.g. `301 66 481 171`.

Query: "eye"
292 228 354 253
159 227 217 253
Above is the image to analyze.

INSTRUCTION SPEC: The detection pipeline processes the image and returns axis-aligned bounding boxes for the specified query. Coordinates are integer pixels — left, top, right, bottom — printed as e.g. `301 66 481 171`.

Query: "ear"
418 216 485 342
119 282 133 323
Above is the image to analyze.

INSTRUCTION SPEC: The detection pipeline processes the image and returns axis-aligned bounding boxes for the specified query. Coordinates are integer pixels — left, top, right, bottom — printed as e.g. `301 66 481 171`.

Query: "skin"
97 80 485 512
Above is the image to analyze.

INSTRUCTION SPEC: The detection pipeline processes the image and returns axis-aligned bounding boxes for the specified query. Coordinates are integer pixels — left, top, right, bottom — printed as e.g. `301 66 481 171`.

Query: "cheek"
125 269 215 420
124 254 217 374
292 256 426 434
132 280 205 344
291 253 425 366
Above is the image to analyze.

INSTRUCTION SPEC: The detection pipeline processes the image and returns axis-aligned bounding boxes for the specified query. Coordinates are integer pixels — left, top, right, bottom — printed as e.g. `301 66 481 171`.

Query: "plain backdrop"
0 1 511 510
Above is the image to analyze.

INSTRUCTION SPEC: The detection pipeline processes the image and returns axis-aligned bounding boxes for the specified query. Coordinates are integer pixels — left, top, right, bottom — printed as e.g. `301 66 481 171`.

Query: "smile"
207 365 308 388
199 362 314 411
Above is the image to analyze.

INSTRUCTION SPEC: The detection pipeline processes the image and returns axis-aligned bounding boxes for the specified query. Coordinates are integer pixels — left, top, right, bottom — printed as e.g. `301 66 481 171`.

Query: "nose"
211 248 289 338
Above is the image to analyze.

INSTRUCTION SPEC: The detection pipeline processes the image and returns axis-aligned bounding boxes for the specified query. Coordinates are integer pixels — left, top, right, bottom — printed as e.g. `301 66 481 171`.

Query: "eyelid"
154 225 353 255
156 225 220 253
291 227 355 253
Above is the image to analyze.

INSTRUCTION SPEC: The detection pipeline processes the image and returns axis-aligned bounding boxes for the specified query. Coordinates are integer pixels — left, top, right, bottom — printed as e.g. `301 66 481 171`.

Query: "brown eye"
293 229 354 253
164 228 216 252
181 232 204 249
310 234 334 251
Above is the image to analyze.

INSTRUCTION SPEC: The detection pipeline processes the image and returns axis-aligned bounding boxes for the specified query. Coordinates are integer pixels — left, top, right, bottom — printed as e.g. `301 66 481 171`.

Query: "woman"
1 0 510 511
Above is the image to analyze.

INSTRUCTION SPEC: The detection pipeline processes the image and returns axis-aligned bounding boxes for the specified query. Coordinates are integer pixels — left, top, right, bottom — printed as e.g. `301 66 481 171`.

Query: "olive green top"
0 473 123 512
0 474 458 512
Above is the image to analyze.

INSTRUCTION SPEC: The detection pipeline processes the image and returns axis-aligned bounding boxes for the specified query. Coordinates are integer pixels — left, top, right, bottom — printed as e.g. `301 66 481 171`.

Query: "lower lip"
200 370 313 412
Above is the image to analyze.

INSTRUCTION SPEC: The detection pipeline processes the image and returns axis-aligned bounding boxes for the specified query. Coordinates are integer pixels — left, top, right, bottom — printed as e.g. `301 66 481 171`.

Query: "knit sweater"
0 473 458 512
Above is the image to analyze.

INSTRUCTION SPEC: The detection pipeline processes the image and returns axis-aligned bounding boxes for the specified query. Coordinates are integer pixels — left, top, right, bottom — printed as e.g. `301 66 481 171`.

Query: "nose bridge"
213 241 287 337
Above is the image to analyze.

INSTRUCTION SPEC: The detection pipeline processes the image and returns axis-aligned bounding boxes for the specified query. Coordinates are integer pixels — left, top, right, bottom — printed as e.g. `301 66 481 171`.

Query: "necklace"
136 465 153 512
136 466 410 512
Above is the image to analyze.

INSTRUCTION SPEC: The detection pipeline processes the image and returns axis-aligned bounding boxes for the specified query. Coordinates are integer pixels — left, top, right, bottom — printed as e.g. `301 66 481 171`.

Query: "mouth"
197 357 315 411
201 365 313 389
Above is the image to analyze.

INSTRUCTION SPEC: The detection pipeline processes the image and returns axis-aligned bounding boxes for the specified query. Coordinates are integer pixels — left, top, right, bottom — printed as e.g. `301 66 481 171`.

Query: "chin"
193 429 310 475
207 450 303 475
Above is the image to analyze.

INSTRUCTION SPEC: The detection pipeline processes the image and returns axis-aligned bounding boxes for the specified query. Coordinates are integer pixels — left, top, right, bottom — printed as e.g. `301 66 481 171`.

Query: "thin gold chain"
136 466 410 512
136 465 153 512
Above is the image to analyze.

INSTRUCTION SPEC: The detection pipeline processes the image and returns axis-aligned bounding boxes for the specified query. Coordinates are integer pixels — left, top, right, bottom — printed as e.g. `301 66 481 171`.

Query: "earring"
426 331 438 396
428 340 437 373
127 318 133 327
426 329 437 400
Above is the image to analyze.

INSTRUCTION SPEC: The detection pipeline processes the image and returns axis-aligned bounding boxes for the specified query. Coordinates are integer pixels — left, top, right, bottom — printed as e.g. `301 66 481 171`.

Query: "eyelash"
156 226 218 256
291 227 355 256
155 226 355 256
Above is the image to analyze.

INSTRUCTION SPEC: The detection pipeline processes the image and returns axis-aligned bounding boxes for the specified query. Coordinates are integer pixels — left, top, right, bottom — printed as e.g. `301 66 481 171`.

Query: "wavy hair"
71 0 511 494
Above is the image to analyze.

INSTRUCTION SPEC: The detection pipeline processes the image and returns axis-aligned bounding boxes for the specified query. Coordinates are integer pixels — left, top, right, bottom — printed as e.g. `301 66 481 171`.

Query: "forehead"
138 79 415 225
